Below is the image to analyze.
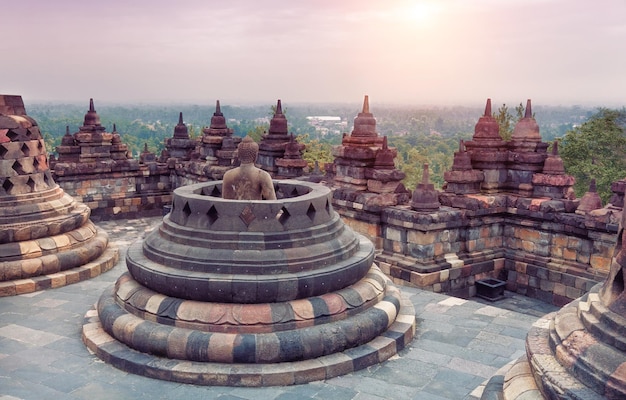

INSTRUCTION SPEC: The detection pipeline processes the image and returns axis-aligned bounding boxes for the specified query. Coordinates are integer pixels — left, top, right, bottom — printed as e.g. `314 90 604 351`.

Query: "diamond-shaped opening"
2 178 13 193
21 143 30 156
306 203 316 222
276 206 290 226
43 172 51 187
33 157 40 171
37 140 43 151
239 205 256 226
182 202 192 219
210 185 221 197
12 160 25 175
26 177 36 192
290 187 299 198
207 205 218 225
325 199 331 215
0 144 7 158
6 130 18 141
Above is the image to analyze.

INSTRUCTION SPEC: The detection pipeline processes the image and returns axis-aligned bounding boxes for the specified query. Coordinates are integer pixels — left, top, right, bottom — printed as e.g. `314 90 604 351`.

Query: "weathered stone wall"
333 192 617 306
55 169 171 221
502 213 614 305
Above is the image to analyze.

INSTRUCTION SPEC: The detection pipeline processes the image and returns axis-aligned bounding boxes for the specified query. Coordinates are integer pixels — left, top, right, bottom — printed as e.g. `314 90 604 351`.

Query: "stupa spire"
511 98 540 141
552 140 559 155
484 98 492 117
215 100 222 115
411 163 440 212
422 163 430 184
81 98 103 129
362 95 370 114
275 99 283 115
173 112 189 139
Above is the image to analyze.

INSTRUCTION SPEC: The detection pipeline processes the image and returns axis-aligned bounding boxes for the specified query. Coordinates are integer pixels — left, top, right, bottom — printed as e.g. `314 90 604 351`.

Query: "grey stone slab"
410 392 450 400
41 372 92 394
309 384 359 400
417 319 455 334
403 347 453 367
10 363 62 385
0 377 77 400
0 352 31 372
0 336 31 355
446 356 498 379
419 328 480 348
466 338 520 358
450 317 492 330
415 338 500 365
70 381 153 400
369 359 437 388
45 337 93 359
228 386 287 400
0 324 63 346
277 384 322 399
49 351 94 372
500 325 533 340
14 346 69 367
422 368 486 399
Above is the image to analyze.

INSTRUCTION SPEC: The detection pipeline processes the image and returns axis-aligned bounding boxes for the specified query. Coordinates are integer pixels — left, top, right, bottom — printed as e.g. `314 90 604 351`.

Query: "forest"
27 100 625 203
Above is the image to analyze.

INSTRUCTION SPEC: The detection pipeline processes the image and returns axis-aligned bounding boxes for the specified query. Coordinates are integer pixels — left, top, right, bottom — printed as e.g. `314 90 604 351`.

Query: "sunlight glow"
395 2 441 25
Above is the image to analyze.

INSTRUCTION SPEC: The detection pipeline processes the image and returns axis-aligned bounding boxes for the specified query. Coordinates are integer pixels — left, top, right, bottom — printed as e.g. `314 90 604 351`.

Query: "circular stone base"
0 246 119 297
82 291 415 386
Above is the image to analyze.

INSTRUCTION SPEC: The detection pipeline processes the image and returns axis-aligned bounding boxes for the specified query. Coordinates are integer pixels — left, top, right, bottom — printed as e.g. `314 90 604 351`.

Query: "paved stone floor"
0 216 558 400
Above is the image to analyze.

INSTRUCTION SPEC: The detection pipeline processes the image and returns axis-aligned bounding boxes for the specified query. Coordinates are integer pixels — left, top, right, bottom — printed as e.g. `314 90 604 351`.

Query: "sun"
397 2 440 25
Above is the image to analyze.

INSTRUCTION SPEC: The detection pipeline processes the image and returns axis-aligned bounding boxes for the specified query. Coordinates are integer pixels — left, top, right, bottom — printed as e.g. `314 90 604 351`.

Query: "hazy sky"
3 0 625 107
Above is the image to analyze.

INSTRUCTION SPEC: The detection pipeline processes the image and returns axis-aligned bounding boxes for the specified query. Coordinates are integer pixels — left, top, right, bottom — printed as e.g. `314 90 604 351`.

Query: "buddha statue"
222 136 276 200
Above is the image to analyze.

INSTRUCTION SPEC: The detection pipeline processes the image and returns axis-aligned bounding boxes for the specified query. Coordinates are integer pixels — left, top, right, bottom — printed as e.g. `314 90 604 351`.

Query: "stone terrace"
0 216 557 400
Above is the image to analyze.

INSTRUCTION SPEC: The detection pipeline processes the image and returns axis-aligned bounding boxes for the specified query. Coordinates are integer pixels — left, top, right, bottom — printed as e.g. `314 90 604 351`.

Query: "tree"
559 108 626 203
493 102 533 141
247 126 266 142
494 103 514 141
298 134 333 172
396 147 429 189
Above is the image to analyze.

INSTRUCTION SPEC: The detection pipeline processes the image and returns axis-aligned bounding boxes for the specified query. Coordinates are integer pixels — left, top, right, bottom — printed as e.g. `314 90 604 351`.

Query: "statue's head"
238 136 259 164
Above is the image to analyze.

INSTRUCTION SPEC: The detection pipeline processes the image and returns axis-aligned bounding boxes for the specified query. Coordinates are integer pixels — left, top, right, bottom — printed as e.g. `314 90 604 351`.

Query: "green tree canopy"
559 108 626 203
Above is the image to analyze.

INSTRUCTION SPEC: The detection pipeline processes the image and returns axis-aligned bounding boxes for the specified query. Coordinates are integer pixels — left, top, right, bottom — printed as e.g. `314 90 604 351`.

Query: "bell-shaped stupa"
83 175 415 385
0 95 118 296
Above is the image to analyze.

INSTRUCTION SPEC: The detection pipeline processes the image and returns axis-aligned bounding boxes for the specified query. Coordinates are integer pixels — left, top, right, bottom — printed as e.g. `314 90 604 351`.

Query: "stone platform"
0 215 559 399
82 267 415 386
82 181 416 386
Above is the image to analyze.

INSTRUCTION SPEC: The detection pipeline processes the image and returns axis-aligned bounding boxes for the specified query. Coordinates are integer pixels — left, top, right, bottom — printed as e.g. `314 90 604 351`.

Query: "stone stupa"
83 136 415 386
0 95 118 296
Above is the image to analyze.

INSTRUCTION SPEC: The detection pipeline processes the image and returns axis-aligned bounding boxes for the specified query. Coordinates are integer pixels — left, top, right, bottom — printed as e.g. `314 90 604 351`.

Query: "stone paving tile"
446 356 498 379
0 216 562 400
403 348 453 367
0 324 63 346
421 368 486 399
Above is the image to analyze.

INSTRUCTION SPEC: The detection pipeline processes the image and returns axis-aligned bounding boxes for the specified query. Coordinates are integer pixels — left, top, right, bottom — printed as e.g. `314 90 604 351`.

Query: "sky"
2 0 626 107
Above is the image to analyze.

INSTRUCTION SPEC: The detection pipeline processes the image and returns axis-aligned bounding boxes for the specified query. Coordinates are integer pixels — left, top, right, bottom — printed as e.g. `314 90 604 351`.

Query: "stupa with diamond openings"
83 174 415 385
0 95 118 296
